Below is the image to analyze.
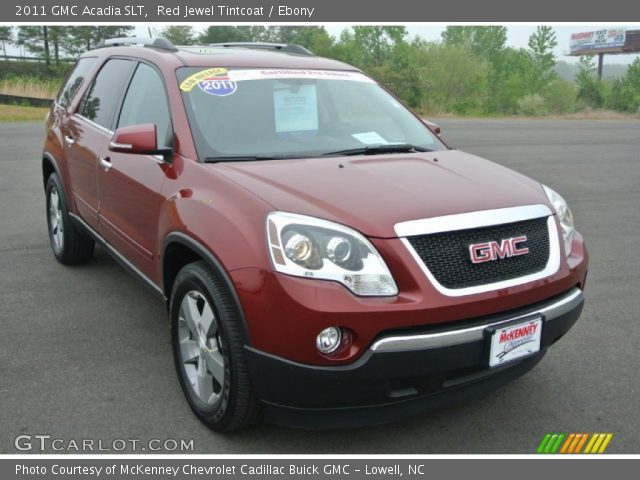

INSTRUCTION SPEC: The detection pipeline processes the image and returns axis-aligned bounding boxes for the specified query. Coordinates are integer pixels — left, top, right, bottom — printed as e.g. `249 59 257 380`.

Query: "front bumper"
245 287 584 428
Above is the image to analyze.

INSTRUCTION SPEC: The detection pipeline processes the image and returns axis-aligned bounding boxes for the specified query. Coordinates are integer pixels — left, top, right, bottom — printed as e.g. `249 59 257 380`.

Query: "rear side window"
118 63 172 148
56 57 96 107
79 59 134 130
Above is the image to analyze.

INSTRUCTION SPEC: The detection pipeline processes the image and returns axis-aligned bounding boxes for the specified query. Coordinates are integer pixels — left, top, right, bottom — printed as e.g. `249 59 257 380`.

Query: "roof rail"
95 37 178 52
207 42 314 56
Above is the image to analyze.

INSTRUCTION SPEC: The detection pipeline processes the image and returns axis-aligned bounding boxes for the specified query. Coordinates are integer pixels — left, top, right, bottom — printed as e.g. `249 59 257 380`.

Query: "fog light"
316 327 342 354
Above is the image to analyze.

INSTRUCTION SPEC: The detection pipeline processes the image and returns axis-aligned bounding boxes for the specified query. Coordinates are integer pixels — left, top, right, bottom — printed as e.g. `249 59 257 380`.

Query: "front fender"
157 158 274 279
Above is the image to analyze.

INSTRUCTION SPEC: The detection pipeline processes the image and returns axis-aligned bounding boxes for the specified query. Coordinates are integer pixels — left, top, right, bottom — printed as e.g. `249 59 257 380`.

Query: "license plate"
488 317 542 368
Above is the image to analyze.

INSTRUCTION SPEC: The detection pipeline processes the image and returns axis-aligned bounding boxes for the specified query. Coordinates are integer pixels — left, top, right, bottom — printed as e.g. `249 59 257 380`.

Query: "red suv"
43 38 588 431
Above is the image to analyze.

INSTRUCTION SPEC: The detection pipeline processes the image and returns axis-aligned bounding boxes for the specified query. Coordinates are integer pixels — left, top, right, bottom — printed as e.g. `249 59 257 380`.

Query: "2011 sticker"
179 68 227 92
198 73 237 97
180 68 238 96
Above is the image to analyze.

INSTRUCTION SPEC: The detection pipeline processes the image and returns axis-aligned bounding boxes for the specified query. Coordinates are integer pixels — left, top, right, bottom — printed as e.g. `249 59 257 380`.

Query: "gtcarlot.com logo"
14 434 194 452
537 433 613 454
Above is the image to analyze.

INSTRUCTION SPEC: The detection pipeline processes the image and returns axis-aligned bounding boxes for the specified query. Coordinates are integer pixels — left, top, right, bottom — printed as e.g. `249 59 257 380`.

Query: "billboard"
570 29 626 53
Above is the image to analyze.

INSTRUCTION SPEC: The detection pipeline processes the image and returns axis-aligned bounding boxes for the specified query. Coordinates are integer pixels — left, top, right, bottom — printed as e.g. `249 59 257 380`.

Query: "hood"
210 150 550 238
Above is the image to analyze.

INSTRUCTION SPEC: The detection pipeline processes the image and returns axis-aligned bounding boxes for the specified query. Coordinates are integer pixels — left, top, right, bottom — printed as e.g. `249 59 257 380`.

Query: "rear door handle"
99 156 112 171
64 135 75 146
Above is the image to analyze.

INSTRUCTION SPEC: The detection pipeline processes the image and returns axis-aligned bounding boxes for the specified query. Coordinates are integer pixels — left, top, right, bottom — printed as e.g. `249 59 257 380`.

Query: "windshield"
176 67 445 160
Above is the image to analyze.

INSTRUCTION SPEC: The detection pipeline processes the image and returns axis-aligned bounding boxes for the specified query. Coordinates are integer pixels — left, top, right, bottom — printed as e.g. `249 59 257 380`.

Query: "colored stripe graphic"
575 433 589 453
538 433 613 454
550 434 565 453
559 433 575 453
537 434 552 453
598 434 613 453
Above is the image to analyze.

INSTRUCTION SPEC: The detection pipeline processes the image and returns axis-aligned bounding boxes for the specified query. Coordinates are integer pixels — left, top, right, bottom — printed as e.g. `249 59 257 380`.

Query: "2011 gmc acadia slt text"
42 38 588 431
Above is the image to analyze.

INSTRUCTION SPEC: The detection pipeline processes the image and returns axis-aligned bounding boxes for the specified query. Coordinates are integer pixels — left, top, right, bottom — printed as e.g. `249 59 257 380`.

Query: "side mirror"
421 118 441 136
109 124 172 157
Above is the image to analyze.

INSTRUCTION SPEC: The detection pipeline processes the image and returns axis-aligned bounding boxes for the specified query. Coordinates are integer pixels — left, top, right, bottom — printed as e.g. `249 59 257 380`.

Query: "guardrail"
0 93 53 108
1 55 75 63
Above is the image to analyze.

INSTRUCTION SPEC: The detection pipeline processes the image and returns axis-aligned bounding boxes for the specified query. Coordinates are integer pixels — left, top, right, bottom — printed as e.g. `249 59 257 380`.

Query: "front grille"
407 217 550 289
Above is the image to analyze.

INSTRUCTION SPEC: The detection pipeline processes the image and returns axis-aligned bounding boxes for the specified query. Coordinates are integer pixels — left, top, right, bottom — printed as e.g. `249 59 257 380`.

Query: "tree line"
1 25 639 114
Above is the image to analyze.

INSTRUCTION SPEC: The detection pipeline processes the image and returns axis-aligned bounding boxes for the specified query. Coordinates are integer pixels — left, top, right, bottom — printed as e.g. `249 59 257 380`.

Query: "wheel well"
42 157 55 189
162 235 251 344
163 241 203 299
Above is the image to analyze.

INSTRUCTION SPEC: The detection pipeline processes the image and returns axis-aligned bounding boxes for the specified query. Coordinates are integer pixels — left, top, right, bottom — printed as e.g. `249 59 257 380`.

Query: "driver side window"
118 63 172 148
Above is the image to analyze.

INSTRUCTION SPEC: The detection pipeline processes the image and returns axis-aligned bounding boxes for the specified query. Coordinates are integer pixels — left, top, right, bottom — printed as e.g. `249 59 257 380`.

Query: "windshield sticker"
352 131 389 145
198 72 237 97
180 68 236 95
273 84 319 135
228 69 376 83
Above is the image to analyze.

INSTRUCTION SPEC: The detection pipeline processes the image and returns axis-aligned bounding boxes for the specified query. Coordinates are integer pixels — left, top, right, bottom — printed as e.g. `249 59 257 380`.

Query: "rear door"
53 57 97 222
96 62 173 278
66 58 134 229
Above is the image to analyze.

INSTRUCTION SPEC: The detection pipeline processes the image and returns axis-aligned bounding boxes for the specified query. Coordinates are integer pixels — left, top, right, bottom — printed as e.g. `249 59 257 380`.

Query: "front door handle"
64 135 75 146
99 156 112 171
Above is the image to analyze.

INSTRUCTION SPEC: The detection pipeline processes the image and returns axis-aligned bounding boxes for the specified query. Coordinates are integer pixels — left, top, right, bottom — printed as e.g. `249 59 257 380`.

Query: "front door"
97 62 174 279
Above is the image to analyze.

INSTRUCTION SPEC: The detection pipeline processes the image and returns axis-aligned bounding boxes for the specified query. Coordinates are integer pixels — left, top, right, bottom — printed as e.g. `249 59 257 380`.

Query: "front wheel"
170 261 259 431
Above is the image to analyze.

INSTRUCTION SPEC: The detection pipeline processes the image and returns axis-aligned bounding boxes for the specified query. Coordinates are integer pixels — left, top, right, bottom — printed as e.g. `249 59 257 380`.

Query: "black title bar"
5 0 640 22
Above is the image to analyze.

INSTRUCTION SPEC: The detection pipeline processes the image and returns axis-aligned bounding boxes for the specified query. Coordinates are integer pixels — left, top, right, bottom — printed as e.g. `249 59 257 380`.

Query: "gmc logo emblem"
469 236 529 264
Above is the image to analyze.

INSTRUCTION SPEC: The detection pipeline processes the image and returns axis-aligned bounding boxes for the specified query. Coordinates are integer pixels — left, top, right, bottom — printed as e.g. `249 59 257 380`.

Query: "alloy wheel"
49 187 64 253
177 291 225 405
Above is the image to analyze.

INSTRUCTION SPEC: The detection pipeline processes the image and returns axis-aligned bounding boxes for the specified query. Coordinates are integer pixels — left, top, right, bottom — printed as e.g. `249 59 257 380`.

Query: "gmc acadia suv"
42 37 588 431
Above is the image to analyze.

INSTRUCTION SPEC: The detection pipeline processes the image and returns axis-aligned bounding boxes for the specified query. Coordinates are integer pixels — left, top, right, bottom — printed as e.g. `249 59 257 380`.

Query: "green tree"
199 26 244 43
625 57 640 92
199 26 277 44
65 27 93 54
48 27 72 65
441 26 507 64
330 26 407 74
17 26 51 65
362 37 428 108
198 26 334 55
352 26 407 66
65 26 134 55
542 78 576 114
442 26 509 114
606 58 640 112
527 26 558 93
419 43 489 114
0 26 12 58
606 79 640 112
275 26 334 56
160 26 195 45
576 55 604 108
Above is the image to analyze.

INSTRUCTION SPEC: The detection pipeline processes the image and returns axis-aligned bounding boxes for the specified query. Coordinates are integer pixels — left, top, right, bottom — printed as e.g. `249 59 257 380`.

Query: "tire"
45 173 95 265
170 260 259 431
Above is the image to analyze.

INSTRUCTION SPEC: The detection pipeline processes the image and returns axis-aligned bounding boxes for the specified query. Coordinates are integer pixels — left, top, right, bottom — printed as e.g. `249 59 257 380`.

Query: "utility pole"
597 53 604 80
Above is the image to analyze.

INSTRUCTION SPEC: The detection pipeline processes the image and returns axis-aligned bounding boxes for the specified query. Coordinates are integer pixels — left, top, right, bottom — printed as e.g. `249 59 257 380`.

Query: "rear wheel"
45 173 94 265
170 261 259 431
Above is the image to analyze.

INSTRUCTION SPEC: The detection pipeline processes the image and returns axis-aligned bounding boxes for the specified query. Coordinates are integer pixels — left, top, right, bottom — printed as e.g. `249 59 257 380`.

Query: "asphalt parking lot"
1 119 638 453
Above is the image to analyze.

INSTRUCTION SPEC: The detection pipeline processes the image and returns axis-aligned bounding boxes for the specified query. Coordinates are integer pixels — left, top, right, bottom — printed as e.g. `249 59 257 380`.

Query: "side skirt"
69 213 166 301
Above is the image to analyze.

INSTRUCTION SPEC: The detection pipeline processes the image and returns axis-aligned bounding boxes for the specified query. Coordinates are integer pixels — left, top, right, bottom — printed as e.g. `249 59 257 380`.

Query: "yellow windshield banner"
179 68 228 92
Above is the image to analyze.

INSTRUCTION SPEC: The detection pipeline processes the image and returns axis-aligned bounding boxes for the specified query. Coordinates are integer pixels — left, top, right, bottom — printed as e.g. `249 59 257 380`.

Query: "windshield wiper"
204 154 314 163
322 144 432 157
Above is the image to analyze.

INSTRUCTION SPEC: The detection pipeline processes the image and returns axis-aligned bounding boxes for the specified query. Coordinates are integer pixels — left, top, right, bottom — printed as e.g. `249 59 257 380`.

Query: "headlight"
543 185 575 256
266 212 398 296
